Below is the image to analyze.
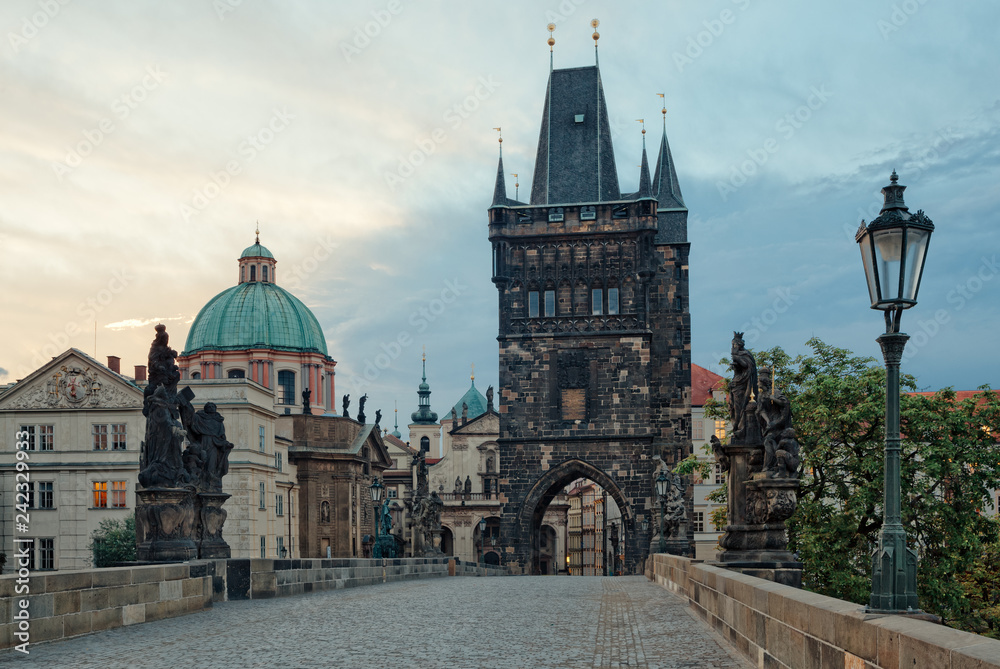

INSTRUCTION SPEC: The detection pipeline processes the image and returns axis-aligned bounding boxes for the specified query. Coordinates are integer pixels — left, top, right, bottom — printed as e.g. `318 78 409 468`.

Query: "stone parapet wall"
1 562 214 651
647 554 1000 669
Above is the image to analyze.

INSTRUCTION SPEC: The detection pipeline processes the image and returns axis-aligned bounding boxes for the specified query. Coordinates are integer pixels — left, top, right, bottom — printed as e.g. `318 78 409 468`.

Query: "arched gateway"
488 45 693 574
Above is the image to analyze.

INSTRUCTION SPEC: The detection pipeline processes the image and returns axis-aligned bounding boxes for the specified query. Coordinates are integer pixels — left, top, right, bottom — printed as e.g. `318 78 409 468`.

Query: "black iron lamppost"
369 477 384 557
856 170 934 613
479 516 487 566
655 471 669 554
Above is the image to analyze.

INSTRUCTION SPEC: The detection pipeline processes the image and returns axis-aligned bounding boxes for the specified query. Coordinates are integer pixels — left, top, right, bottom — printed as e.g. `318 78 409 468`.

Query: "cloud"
105 316 185 331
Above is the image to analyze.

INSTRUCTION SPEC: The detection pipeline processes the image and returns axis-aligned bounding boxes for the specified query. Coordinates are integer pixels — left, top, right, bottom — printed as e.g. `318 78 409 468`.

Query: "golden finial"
255 220 260 244
511 173 519 200
493 127 502 144
658 93 667 116
591 18 600 42
471 363 475 382
422 345 426 362
636 119 645 135
547 23 555 50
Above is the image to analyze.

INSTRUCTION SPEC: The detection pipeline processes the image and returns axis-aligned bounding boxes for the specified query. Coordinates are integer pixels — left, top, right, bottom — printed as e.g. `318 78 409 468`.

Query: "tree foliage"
90 516 136 567
707 337 1000 636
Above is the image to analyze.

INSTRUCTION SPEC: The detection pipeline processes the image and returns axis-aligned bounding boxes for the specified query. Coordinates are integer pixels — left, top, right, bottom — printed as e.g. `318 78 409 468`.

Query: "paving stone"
3 576 749 668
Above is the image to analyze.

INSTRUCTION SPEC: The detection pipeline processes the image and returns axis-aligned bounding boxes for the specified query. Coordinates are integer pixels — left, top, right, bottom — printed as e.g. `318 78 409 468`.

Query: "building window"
39 538 55 570
92 481 107 508
692 419 704 441
528 291 539 318
276 493 284 516
259 425 266 452
228 369 245 378
278 370 295 405
387 487 398 499
22 481 35 509
275 451 282 472
259 482 266 509
544 289 555 317
674 296 682 311
111 481 127 508
714 421 727 440
22 539 35 570
263 265 269 282
320 500 330 523
19 425 54 451
250 265 256 281
111 424 127 450
592 288 603 315
290 493 295 517
38 482 53 509
608 287 619 315
92 424 108 450
714 463 723 485
693 511 704 533
192 372 201 380
276 536 284 557
420 436 430 453
260 536 266 558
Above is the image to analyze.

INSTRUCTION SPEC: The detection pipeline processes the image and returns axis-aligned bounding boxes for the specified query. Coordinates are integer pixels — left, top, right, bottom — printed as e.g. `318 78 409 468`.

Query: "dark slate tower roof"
529 65 620 205
491 143 508 208
652 118 686 210
637 134 652 199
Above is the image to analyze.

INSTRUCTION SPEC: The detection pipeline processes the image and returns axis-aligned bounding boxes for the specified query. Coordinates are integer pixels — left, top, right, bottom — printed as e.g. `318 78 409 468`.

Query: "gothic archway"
517 458 634 575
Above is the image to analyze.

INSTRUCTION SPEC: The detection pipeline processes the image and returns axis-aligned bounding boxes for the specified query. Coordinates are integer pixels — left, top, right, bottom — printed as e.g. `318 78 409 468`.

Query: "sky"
2 0 998 440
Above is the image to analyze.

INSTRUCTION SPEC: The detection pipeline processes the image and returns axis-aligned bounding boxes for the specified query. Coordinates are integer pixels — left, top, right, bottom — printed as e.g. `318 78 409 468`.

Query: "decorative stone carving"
342 394 350 419
357 393 367 424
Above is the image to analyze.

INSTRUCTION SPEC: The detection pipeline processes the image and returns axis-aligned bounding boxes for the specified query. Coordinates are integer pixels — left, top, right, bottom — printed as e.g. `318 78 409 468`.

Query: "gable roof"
0 348 142 411
692 363 725 407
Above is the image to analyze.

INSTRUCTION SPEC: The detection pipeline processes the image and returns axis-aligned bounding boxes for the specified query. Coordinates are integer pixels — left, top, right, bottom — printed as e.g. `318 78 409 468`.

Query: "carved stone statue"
179 400 234 493
380 499 392 534
342 394 350 418
451 408 458 430
417 490 444 532
486 385 494 411
302 387 311 415
454 477 463 493
757 367 793 478
711 434 729 473
461 402 468 422
464 475 472 494
661 470 686 540
138 385 189 489
775 428 801 479
728 332 759 443
358 393 368 424
374 409 381 426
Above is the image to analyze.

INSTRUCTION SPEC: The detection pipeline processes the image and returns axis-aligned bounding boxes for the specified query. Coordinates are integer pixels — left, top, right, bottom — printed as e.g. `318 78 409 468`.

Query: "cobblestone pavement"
7 576 749 669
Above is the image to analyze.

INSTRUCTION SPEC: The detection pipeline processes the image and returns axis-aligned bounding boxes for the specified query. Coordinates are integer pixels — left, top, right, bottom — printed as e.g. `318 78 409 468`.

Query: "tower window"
528 291 539 318
241 266 245 282
420 436 430 453
263 265 269 282
544 290 555 317
592 289 603 315
228 369 245 378
608 288 619 315
278 370 295 405
250 265 256 281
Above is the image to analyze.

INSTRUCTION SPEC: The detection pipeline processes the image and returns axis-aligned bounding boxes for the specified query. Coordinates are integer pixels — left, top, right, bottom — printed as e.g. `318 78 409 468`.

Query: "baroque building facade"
488 48 693 573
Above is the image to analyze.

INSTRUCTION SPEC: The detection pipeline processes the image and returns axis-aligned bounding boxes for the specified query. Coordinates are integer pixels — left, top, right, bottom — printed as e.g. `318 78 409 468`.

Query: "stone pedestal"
196 492 231 559
135 488 198 562
716 441 802 587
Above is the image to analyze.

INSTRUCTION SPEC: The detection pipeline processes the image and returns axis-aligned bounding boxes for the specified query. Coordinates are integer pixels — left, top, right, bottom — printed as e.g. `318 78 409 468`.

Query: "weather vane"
493 127 502 144
511 172 519 200
636 119 645 136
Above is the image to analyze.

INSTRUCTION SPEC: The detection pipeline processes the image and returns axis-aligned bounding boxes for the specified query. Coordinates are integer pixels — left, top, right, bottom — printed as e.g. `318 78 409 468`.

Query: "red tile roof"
908 389 999 403
692 363 725 407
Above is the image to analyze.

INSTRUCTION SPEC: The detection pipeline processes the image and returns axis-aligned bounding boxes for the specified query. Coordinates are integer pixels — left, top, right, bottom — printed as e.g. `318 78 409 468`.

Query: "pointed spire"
411 348 438 425
547 23 555 71
652 97 686 209
391 401 402 439
491 128 507 207
637 120 652 199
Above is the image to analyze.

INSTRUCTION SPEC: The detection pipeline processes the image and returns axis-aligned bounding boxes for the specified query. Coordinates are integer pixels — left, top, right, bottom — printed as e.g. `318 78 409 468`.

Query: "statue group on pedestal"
405 451 444 557
715 332 802 568
136 325 233 562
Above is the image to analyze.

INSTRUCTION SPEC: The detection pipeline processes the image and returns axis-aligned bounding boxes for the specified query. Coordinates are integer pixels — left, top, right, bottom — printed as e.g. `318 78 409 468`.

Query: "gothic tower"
489 44 692 574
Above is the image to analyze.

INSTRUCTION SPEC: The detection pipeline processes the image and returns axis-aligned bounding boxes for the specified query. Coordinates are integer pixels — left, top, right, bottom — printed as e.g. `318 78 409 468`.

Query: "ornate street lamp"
479 516 487 566
369 478 384 557
856 170 934 613
655 471 669 554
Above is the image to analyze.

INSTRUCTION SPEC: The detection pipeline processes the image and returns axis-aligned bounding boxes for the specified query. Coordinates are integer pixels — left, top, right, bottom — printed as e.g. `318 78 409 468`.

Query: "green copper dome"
446 381 487 421
183 282 328 356
240 243 274 259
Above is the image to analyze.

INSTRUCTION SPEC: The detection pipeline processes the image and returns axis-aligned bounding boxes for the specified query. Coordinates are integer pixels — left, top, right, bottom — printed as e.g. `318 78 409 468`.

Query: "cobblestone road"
7 576 749 669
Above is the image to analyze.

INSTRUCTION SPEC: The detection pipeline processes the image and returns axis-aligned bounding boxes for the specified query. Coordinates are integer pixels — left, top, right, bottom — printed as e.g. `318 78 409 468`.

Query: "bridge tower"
489 37 692 574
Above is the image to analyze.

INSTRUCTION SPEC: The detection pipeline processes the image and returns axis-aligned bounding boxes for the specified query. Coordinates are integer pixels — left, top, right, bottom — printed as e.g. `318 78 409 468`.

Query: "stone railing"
0 562 216 651
647 553 1000 669
439 492 500 503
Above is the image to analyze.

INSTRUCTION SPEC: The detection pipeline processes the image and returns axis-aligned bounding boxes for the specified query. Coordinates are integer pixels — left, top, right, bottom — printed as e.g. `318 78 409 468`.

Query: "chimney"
134 365 147 382
107 356 121 374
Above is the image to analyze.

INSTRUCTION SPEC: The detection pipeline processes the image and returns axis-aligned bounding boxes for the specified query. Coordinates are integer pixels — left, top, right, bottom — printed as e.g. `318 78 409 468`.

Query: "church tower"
489 29 692 573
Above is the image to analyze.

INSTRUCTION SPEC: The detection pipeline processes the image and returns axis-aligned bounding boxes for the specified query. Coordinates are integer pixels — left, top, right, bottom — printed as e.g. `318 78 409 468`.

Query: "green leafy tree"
90 516 136 567
707 337 1000 635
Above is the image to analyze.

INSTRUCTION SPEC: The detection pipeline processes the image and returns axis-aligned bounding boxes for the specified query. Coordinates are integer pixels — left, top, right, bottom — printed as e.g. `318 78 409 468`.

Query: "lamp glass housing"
369 478 383 503
654 472 669 498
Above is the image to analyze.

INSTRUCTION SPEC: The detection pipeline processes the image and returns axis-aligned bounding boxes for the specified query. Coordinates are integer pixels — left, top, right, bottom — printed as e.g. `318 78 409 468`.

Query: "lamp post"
369 477 384 558
479 516 487 567
856 170 933 613
655 471 669 554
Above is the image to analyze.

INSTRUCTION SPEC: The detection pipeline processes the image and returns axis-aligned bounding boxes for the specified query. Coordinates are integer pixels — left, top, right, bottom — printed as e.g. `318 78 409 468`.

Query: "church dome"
183 282 328 356
447 380 487 421
183 238 328 356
